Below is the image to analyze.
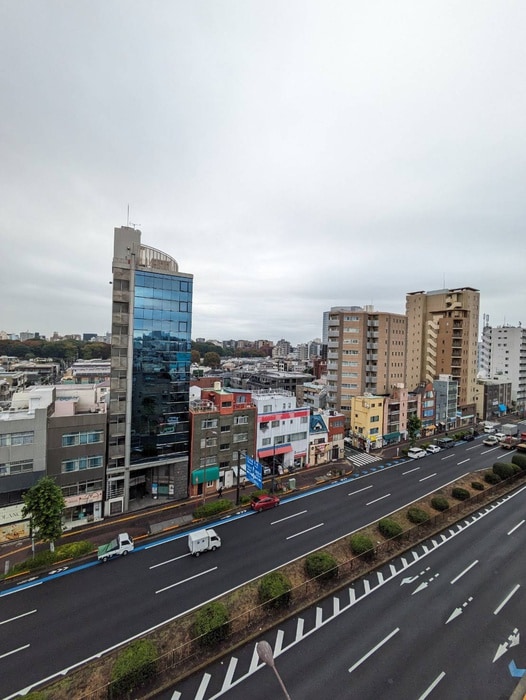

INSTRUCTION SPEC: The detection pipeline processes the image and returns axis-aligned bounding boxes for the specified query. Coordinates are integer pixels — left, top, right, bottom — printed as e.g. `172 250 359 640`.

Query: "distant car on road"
483 435 499 446
462 433 475 442
426 444 441 454
250 495 280 512
407 447 427 459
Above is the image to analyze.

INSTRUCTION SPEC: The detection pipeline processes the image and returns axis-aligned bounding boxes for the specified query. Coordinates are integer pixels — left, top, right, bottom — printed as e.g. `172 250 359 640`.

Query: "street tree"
22 476 65 552
203 351 221 369
407 414 422 446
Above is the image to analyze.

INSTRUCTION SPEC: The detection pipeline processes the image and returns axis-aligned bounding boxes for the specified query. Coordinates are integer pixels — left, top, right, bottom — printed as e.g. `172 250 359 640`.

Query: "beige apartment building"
325 306 407 426
405 288 480 412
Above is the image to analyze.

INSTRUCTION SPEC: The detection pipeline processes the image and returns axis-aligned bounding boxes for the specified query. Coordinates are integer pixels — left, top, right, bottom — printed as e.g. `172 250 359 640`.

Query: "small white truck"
501 423 519 437
97 533 134 562
188 528 221 556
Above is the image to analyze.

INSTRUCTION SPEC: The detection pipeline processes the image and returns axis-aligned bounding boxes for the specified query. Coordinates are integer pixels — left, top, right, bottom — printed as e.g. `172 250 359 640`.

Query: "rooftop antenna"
126 204 140 230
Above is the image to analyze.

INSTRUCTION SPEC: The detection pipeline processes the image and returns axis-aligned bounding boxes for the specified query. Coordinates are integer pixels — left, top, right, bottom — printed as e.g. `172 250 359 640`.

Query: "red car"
250 495 280 512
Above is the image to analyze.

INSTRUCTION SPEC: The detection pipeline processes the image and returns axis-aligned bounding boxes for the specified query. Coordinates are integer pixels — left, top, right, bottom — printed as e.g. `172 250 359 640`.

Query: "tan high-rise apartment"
325 306 407 425
405 287 480 409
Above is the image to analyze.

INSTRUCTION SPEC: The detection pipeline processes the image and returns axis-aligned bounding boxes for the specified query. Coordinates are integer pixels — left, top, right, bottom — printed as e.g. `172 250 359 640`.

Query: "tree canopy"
407 414 422 446
22 477 65 552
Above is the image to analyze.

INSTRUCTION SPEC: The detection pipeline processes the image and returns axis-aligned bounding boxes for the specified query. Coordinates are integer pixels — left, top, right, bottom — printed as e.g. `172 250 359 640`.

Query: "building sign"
64 491 103 509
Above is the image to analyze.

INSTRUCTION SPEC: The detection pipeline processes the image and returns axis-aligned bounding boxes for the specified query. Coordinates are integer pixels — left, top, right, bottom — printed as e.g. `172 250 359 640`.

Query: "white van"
407 447 426 459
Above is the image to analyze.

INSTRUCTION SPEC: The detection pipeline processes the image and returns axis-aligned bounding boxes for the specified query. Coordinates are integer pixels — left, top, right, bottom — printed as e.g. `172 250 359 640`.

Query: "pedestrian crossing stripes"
346 450 382 467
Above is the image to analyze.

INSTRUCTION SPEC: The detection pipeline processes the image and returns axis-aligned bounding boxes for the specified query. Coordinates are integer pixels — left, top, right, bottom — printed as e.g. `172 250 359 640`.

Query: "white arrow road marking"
348 628 400 673
446 597 473 623
494 644 508 662
400 576 419 585
412 573 439 595
493 629 521 662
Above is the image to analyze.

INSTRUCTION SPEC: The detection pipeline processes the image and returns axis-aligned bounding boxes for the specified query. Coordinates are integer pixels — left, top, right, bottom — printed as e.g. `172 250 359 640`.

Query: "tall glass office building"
106 226 193 514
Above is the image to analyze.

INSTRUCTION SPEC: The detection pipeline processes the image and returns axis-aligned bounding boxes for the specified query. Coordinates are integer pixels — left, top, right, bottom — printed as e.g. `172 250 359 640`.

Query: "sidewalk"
0 460 353 574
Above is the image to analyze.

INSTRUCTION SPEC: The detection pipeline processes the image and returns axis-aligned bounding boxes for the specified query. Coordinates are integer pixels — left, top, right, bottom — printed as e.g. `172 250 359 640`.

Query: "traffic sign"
245 456 263 490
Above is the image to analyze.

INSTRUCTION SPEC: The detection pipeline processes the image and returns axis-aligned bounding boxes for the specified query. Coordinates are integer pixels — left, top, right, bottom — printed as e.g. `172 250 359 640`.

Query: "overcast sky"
1 1 525 345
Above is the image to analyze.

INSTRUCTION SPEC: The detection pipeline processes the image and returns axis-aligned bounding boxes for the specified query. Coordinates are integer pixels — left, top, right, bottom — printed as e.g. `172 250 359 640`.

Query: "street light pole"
236 449 247 505
257 640 291 700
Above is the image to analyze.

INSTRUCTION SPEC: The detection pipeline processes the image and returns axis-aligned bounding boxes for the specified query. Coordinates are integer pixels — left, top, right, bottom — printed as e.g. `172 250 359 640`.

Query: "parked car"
426 444 441 454
461 433 475 442
407 447 427 459
483 435 499 446
250 495 280 512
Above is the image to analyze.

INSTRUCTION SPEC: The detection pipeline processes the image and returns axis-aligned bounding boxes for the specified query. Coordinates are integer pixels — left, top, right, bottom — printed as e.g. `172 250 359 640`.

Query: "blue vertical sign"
245 455 263 490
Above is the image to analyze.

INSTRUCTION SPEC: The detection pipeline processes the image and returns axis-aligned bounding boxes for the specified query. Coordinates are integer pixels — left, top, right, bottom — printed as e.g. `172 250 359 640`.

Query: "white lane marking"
450 560 479 584
366 493 391 506
348 627 400 673
494 584 520 615
457 459 470 465
195 672 211 700
0 609 36 626
507 519 525 535
150 553 190 569
348 485 374 496
271 510 307 524
402 466 420 475
1 581 42 597
286 523 324 540
418 671 446 699
0 644 30 660
156 567 218 594
419 473 437 482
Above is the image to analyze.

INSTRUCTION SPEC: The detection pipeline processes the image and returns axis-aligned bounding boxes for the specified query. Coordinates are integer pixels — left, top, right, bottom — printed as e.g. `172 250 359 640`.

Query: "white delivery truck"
188 528 221 556
501 423 518 437
97 533 134 562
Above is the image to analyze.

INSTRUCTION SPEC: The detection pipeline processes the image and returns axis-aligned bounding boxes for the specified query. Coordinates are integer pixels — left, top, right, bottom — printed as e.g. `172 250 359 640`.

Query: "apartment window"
262 437 271 446
370 415 380 423
275 435 285 445
61 431 103 447
201 419 218 430
0 459 33 476
233 433 248 443
234 415 248 425
0 432 34 447
220 425 231 433
271 420 279 428
61 455 103 473
263 404 272 412
219 461 230 469
219 443 230 451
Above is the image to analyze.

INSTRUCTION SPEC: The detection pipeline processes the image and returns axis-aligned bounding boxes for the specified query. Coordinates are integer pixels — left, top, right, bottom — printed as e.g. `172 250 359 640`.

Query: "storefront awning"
383 432 400 440
191 467 220 485
258 445 293 459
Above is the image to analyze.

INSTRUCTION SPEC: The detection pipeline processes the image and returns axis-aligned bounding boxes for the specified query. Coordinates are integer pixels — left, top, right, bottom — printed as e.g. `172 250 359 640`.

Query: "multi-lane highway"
0 437 521 698
170 483 526 699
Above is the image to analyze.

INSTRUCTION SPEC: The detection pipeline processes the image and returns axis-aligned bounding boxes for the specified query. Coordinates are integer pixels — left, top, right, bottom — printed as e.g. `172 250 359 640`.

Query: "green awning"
383 432 400 440
191 467 220 485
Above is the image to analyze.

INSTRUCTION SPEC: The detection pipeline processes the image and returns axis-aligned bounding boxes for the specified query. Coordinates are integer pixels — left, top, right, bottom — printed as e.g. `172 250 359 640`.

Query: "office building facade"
107 226 193 514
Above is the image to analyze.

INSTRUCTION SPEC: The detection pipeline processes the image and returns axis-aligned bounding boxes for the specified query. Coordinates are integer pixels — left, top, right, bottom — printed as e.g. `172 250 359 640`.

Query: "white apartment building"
479 324 526 412
251 390 310 471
